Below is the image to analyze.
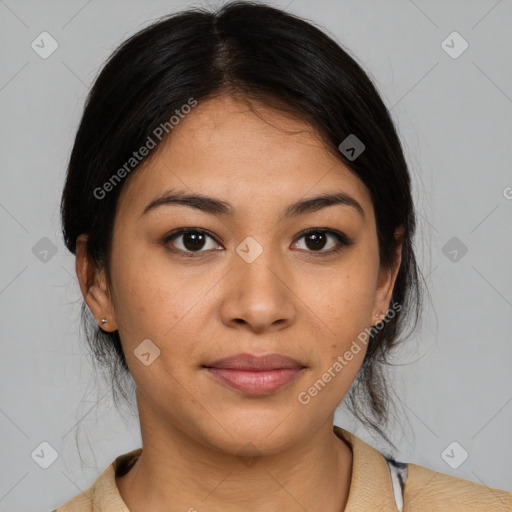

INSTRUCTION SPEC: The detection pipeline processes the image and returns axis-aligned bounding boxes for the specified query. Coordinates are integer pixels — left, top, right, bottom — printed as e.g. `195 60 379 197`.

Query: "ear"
372 227 404 325
75 234 118 332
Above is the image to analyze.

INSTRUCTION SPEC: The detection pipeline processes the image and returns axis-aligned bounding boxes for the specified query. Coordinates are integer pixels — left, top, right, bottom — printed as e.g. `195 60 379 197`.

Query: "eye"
163 227 352 258
164 228 223 257
293 228 352 255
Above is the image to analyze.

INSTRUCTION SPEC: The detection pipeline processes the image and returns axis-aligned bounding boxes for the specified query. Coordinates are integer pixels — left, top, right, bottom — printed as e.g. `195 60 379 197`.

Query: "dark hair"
61 0 421 446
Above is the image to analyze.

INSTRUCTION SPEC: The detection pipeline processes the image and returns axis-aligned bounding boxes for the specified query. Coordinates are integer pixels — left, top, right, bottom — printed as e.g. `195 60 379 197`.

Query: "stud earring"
370 312 384 329
100 318 107 325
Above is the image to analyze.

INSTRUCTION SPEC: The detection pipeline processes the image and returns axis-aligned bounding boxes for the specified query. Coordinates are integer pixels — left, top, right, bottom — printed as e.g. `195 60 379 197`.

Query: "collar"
334 426 399 510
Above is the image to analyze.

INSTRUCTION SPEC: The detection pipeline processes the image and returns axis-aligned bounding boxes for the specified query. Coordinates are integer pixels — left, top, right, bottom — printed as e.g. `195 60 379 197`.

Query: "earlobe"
75 234 118 332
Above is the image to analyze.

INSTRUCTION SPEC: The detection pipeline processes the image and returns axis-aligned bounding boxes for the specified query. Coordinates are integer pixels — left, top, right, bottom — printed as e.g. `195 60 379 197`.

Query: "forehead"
117 94 373 218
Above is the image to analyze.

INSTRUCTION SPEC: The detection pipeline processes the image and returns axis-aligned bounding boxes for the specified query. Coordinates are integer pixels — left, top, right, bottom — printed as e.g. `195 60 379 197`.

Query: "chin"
196 411 303 456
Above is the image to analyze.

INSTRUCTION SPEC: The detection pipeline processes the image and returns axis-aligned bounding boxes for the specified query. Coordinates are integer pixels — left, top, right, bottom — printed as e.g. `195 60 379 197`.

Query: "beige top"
54 426 512 511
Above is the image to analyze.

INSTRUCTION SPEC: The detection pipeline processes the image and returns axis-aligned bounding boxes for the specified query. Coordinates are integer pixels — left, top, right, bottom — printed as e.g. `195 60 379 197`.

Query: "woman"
55 1 512 510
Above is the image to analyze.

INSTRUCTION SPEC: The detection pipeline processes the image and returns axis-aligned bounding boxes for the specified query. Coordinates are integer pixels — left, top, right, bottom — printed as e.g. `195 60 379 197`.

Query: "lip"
203 353 306 396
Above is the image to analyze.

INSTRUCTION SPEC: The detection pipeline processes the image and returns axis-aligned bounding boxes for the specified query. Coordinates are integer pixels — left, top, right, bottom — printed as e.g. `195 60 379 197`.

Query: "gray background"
1 0 511 510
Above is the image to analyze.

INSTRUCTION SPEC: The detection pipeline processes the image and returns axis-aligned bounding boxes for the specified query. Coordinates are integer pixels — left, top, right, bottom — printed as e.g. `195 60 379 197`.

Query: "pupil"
306 232 326 251
184 232 205 251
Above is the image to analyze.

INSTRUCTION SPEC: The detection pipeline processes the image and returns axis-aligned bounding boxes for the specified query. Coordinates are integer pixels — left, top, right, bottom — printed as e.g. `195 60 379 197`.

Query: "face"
79 94 400 455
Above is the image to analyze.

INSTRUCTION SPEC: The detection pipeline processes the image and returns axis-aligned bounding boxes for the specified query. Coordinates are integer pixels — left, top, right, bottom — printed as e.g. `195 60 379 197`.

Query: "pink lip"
203 353 306 395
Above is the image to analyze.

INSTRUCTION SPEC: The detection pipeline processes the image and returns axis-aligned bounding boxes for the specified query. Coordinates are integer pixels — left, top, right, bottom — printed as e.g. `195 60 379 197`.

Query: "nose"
220 245 297 334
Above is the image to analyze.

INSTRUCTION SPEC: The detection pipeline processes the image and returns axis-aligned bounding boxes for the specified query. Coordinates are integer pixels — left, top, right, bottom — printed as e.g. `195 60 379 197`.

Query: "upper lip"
203 353 306 371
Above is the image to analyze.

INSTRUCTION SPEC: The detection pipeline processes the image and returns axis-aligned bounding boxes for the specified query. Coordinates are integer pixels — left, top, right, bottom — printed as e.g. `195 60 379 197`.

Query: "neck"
116 395 353 512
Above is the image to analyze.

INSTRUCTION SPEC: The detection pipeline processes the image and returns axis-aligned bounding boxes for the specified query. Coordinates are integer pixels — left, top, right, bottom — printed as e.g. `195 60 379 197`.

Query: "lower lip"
204 367 304 395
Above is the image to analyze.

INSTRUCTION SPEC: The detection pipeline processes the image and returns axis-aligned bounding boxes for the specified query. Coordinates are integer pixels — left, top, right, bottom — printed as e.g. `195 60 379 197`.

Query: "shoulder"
52 483 99 512
335 426 512 511
53 448 141 511
52 471 108 512
404 462 512 511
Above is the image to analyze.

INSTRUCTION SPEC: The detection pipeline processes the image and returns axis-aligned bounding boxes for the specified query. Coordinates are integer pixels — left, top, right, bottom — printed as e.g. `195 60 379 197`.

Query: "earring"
100 318 107 325
370 312 384 329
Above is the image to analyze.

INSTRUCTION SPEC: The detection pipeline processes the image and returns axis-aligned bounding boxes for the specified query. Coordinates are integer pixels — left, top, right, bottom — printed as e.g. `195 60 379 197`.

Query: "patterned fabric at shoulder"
385 456 408 512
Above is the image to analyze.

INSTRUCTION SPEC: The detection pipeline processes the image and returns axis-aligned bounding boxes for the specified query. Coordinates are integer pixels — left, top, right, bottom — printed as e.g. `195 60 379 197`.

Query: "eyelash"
162 228 353 258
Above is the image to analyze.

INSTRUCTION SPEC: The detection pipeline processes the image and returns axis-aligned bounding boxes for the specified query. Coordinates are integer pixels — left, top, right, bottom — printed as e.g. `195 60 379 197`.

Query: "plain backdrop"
1 0 511 510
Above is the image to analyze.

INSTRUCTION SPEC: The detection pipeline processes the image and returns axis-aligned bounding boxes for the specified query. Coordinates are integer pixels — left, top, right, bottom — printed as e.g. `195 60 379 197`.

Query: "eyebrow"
141 189 365 219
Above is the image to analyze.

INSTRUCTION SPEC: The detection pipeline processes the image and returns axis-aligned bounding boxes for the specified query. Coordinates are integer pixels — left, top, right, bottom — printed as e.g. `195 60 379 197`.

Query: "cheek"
298 244 379 389
309 250 379 336
295 272 377 411
323 272 375 314
108 239 222 367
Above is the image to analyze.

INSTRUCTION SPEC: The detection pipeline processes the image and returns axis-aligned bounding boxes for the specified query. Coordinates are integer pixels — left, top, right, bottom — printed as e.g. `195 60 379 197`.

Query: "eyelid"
292 228 353 255
163 228 222 257
297 227 353 246
163 227 353 257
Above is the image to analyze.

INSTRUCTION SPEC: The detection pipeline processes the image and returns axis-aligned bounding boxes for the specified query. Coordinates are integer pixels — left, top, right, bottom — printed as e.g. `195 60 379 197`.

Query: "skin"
76 94 402 512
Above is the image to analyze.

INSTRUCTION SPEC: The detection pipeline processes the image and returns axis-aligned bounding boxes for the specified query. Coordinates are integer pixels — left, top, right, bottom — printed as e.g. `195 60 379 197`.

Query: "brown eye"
164 229 223 256
294 229 352 255
180 231 207 251
304 232 327 251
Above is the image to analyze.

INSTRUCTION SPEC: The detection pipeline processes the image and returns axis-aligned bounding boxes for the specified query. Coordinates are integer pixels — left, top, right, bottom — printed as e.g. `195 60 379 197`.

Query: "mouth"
202 353 307 396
